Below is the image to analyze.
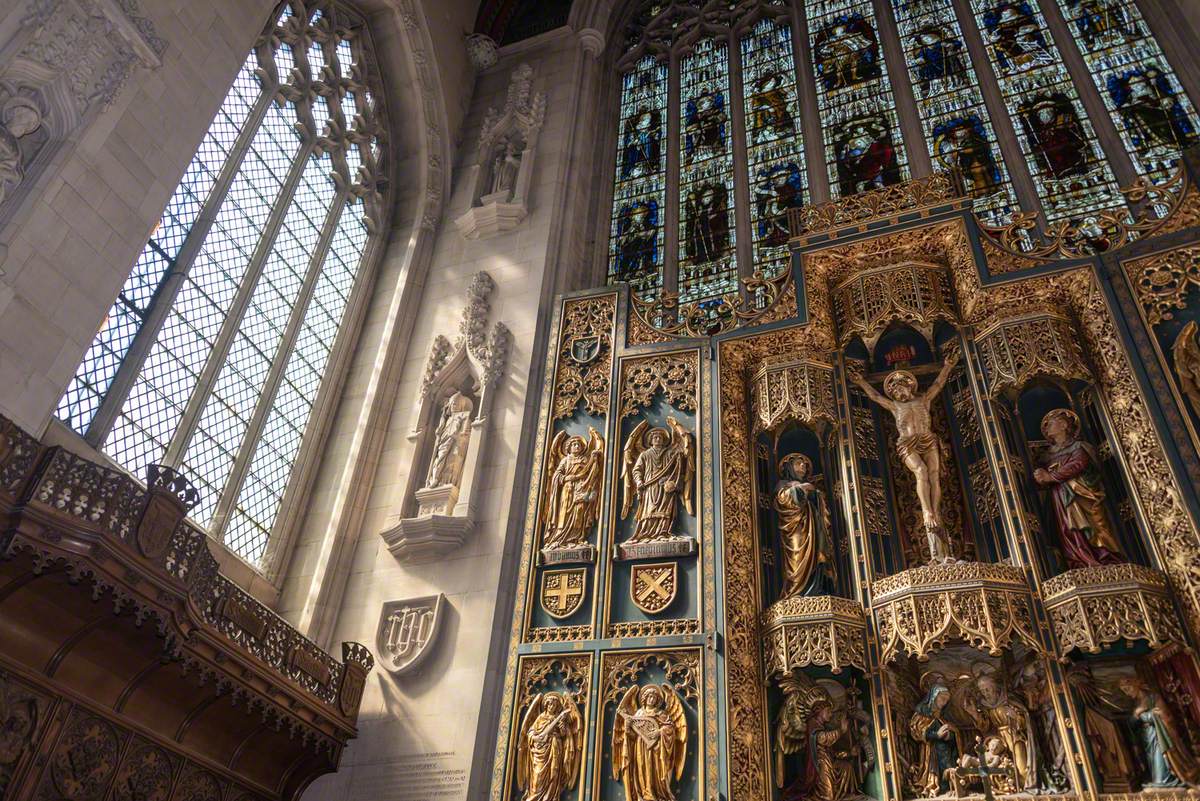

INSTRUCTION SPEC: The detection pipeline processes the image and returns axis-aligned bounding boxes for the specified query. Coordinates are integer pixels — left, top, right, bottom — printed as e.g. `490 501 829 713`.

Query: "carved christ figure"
424 391 474 490
516 691 582 801
543 428 605 549
621 418 694 543
851 355 958 561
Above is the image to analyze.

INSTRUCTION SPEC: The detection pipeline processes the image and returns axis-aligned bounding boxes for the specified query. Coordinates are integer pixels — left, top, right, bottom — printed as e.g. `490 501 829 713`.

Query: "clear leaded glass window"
608 0 1198 307
56 0 385 567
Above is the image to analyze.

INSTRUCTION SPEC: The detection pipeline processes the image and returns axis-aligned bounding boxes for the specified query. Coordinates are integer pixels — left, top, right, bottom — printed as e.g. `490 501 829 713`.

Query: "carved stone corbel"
380 272 511 563
454 63 545 239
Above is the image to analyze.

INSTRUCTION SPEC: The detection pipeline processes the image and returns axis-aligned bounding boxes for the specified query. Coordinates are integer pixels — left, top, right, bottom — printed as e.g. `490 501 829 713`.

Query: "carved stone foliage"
872 563 1041 663
831 261 958 350
599 649 701 706
1123 243 1200 327
750 358 836 436
553 294 617 419
1043 564 1187 655
608 618 701 638
976 313 1092 398
788 173 964 242
761 596 867 677
618 351 699 419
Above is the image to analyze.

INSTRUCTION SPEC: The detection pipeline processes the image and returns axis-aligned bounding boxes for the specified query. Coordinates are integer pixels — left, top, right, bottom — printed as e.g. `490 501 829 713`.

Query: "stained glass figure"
1057 0 1200 185
970 0 1122 221
678 38 739 308
741 18 806 281
893 0 1019 224
608 57 668 299
807 1 909 197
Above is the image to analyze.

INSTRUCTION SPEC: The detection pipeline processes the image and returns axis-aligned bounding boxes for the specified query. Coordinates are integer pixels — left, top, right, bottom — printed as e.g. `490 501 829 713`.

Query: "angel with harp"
621 418 694 543
517 691 582 801
774 672 861 801
612 684 688 801
543 428 605 549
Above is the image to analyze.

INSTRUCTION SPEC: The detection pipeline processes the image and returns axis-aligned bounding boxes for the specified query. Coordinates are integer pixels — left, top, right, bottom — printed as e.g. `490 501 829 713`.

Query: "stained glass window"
608 56 668 300
55 1 384 568
892 0 1019 224
741 18 807 279
1056 0 1199 186
807 0 909 197
969 0 1121 221
678 37 739 308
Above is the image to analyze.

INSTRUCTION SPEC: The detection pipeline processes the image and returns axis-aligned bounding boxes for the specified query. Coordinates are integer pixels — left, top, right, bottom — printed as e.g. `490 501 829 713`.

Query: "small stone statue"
490 139 522 197
0 97 43 208
424 391 474 490
851 353 958 561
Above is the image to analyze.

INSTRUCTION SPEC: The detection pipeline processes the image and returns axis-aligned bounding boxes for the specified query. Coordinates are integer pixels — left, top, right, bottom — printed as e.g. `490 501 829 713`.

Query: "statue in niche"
621 418 694 543
1171 320 1200 416
1065 665 1136 790
851 354 958 562
909 674 963 797
516 691 583 801
542 429 605 550
774 672 863 801
0 97 43 207
1118 677 1200 787
490 138 522 198
423 391 474 491
962 664 1037 792
773 453 833 599
1032 408 1125 569
1015 659 1069 792
612 684 688 801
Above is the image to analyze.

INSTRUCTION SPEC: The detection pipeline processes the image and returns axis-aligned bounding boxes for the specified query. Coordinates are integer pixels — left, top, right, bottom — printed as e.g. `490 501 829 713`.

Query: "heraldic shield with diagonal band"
377 594 445 675
630 561 677 614
540 568 586 619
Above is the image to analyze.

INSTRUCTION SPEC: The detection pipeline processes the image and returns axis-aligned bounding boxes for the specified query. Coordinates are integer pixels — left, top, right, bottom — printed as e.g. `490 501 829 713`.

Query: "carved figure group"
1118 677 1200 787
852 356 958 561
621 419 694 543
542 429 604 550
517 692 582 801
0 96 43 208
774 672 865 801
773 453 833 599
612 685 688 801
424 391 474 491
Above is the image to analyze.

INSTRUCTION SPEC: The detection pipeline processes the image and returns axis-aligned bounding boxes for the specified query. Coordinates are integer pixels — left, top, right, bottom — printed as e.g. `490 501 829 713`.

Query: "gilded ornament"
628 269 792 339
516 692 583 801
1171 320 1200 415
554 294 616 419
611 684 688 801
1042 564 1186 655
608 618 701 638
787 173 964 243
761 595 867 676
974 313 1091 398
831 261 958 350
750 359 837 435
619 352 699 419
540 569 586 620
540 428 604 562
630 562 678 615
527 625 591 643
619 418 695 557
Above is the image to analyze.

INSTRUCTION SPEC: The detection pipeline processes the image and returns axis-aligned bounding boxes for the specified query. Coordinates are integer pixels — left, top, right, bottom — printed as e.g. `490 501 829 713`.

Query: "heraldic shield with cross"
630 561 677 614
377 594 445 675
539 568 586 619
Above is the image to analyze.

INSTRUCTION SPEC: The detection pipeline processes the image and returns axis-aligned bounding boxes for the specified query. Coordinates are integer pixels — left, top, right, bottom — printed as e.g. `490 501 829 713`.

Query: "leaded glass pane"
608 56 668 300
969 0 1121 221
807 0 909 197
742 18 807 279
678 37 738 308
892 0 1019 224
1056 0 1199 185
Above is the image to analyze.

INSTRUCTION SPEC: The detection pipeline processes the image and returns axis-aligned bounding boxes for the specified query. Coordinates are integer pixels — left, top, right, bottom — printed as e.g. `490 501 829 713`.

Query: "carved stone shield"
568 335 601 365
540 568 586 619
630 562 677 614
136 493 183 561
377 594 446 675
338 666 366 717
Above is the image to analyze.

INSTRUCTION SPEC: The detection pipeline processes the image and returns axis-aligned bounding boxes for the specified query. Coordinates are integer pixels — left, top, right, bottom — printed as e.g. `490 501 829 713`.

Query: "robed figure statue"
1033 408 1125 569
1118 677 1200 787
517 692 583 801
621 418 694 543
542 429 605 549
773 453 833 599
612 685 688 801
424 391 474 490
774 672 860 801
909 677 962 797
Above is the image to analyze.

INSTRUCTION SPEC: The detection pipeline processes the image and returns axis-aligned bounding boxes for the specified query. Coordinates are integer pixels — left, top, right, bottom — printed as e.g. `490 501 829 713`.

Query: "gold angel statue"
612 684 688 801
774 672 861 801
517 691 582 801
543 428 605 549
1173 320 1200 415
621 418 694 543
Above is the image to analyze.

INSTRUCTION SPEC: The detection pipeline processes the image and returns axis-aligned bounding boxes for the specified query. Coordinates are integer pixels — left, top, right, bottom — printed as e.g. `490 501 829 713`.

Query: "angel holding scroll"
612 684 688 801
517 691 582 801
621 418 694 543
543 428 605 549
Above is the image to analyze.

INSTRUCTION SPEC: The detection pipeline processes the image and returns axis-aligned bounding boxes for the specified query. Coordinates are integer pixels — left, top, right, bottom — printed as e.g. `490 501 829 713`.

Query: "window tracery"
55 0 386 567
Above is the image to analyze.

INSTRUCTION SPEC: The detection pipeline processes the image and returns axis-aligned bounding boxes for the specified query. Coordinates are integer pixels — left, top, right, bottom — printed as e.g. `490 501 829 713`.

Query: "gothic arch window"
55 0 386 567
607 0 1200 307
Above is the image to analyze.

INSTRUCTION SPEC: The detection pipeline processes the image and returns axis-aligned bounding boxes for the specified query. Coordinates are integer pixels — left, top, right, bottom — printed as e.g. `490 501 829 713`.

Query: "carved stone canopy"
975 312 1092 399
1042 564 1187 655
872 562 1041 663
762 595 867 677
750 358 837 437
831 260 959 352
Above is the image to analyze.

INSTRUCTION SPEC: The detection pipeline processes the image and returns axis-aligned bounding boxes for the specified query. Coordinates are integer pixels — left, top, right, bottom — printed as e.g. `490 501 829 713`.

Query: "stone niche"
380 272 511 562
454 63 545 239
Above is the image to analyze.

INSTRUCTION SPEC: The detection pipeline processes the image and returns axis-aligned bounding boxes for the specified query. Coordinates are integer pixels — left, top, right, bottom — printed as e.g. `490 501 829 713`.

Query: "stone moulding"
1042 563 1187 655
761 595 867 676
871 562 1040 663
